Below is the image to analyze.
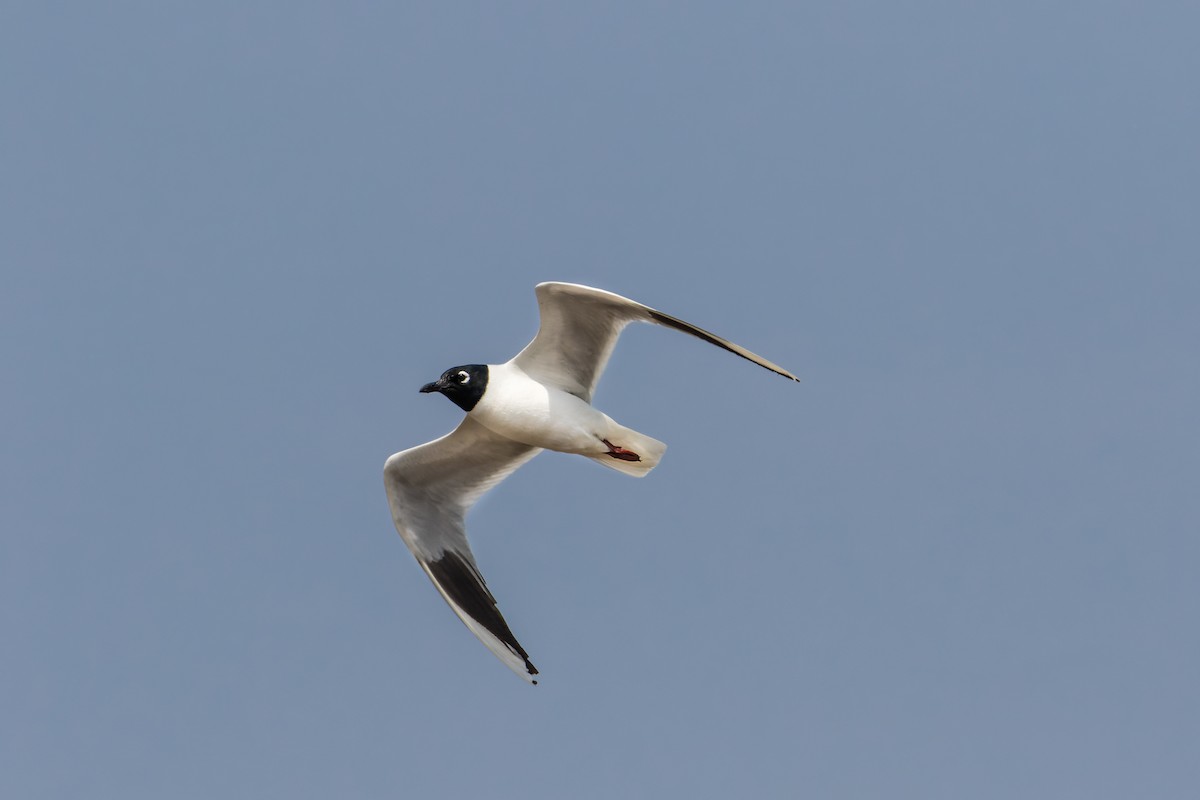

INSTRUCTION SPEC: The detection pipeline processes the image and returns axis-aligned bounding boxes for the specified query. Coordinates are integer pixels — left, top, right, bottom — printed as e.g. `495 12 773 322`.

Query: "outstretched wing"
512 281 799 402
384 416 542 683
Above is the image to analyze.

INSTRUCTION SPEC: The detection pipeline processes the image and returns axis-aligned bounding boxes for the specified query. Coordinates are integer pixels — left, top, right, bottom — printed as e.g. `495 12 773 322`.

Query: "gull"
384 282 798 683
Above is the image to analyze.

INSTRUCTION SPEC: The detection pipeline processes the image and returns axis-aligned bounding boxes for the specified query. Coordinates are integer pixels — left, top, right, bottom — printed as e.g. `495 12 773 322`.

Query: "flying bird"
384 282 798 683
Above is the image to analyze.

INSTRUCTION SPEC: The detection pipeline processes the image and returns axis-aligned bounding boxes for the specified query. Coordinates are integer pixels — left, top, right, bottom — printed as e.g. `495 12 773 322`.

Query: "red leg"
602 438 642 462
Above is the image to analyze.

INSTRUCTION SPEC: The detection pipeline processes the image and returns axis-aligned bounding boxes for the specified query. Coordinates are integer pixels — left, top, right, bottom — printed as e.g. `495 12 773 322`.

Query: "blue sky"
3 3 1198 797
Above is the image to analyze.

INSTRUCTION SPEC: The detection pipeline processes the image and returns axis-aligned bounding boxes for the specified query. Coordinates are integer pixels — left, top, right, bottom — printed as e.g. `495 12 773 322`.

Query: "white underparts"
469 362 667 476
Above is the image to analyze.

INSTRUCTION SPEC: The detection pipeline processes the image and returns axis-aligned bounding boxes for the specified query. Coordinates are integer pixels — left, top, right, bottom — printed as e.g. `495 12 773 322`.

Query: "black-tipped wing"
512 282 799 401
384 416 542 683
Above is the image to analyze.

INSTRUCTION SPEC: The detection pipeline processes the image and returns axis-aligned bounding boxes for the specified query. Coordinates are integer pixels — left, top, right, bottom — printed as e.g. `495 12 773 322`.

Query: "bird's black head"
419 364 489 412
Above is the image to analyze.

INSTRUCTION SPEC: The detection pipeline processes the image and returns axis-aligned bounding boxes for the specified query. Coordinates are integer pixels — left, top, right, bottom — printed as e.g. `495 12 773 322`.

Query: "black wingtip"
647 309 800 382
427 550 540 679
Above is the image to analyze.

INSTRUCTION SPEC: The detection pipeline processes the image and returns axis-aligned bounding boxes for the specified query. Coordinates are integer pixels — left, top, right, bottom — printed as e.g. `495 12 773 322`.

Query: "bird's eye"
457 371 470 383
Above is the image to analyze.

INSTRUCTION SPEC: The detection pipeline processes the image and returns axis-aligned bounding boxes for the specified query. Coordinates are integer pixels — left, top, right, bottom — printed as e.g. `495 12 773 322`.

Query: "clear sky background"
3 3 1198 798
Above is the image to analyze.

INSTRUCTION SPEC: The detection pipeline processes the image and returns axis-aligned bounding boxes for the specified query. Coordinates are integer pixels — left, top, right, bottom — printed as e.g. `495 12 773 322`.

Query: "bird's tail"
588 424 667 478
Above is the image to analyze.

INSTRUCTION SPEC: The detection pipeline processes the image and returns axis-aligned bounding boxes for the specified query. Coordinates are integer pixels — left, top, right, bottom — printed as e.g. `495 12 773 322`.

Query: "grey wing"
511 282 800 401
383 416 543 683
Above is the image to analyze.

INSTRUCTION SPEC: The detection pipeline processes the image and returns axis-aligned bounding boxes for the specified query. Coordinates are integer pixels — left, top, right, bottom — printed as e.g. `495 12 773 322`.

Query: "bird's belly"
470 372 605 454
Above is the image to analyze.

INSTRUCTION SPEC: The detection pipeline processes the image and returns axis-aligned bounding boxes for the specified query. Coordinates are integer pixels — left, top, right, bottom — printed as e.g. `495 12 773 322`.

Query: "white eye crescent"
457 371 470 384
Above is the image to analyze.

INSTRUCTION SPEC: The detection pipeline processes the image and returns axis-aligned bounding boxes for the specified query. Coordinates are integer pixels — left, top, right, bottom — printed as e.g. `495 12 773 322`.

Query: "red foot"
602 439 641 462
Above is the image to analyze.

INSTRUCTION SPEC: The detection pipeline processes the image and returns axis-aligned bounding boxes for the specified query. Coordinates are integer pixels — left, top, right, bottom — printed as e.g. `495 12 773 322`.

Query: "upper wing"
511 282 799 401
383 415 543 683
